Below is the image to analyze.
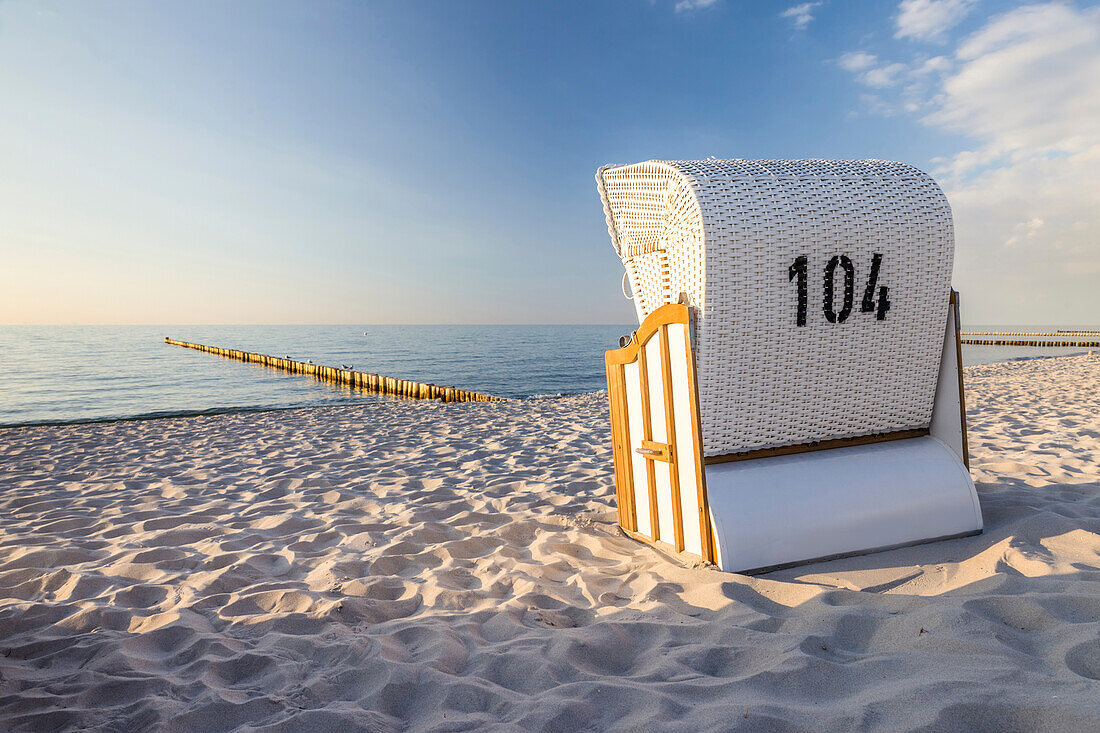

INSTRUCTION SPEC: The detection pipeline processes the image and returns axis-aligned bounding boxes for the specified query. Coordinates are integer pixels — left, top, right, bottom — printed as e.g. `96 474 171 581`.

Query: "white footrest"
705 436 982 573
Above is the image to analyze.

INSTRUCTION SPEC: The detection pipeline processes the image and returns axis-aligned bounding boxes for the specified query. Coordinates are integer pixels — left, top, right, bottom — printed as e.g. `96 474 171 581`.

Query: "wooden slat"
620 526 688 560
659 324 685 553
703 429 929 465
636 340 660 542
683 313 714 563
605 364 627 529
952 291 970 469
606 363 638 532
617 364 638 532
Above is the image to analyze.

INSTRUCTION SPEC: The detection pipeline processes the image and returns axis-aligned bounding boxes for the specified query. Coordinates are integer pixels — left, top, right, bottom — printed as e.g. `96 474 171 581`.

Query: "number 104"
787 253 891 327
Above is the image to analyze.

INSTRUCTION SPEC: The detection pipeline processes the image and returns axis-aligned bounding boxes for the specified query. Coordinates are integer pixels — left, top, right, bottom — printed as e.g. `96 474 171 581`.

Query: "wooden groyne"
962 331 1100 337
960 332 1100 348
164 338 504 402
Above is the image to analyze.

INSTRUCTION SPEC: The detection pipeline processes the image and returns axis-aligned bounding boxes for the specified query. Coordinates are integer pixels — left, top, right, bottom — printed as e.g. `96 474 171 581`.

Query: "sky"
1 0 1097 325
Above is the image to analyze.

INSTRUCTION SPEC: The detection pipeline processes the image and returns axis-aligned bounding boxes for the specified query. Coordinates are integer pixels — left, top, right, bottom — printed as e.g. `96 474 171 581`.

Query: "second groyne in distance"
959 332 1100 348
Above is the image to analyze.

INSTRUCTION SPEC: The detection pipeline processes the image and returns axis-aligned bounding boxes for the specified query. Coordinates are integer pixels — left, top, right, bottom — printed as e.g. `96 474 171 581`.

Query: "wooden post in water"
959 332 1100 347
163 338 504 403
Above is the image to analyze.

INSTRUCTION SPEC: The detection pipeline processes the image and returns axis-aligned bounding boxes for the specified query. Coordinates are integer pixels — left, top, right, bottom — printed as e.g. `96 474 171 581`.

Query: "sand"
1 355 1099 731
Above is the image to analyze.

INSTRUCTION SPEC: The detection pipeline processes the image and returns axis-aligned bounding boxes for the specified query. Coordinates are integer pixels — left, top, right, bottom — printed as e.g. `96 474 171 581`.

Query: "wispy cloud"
674 0 720 13
895 0 978 43
927 3 1100 156
838 51 878 71
862 61 909 87
837 52 908 87
780 2 823 30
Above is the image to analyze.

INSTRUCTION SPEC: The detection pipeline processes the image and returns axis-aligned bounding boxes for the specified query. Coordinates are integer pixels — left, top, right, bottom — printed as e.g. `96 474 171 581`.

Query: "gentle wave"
3 404 310 430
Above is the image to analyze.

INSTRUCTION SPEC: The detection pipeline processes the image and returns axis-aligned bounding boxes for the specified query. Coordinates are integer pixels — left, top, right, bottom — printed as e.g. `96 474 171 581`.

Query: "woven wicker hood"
597 159 955 457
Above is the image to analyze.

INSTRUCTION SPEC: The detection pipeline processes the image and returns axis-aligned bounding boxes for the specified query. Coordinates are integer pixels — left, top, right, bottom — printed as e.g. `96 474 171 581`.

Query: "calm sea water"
0 324 1095 427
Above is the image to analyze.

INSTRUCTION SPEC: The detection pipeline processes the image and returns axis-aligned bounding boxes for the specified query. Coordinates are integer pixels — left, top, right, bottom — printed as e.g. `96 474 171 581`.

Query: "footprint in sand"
1065 639 1100 680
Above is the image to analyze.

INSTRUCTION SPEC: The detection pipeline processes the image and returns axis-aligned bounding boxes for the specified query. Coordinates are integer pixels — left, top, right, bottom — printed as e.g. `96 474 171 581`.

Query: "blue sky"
2 1 1097 324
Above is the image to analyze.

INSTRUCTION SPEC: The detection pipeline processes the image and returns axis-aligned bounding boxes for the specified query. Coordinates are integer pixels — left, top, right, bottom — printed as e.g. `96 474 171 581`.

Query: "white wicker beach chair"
598 159 982 573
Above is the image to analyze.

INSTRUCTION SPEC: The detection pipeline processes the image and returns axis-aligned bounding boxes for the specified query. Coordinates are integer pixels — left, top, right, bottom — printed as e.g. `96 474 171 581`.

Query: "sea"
0 324 1095 428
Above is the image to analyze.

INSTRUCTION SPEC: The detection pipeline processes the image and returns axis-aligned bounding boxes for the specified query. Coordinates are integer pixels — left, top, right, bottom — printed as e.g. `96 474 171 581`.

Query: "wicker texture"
597 159 954 457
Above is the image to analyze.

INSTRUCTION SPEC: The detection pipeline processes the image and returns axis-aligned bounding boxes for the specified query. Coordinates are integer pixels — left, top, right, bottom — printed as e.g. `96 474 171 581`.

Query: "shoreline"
0 390 611 432
1 350 1092 432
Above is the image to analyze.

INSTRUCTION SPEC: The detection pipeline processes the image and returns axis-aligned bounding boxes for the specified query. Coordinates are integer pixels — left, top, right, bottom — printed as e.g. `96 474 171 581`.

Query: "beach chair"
597 159 982 573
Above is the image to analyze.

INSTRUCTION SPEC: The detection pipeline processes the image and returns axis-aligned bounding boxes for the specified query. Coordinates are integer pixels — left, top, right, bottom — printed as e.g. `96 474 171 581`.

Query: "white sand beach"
1 355 1099 731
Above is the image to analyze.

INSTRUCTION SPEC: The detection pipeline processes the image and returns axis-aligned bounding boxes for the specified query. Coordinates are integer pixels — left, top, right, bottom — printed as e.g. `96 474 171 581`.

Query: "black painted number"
788 253 891 326
823 255 855 323
859 252 891 321
787 256 808 327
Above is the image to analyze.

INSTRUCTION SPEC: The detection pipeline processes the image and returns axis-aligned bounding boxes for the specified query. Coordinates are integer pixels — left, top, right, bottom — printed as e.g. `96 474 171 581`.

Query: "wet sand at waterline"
2 356 1099 731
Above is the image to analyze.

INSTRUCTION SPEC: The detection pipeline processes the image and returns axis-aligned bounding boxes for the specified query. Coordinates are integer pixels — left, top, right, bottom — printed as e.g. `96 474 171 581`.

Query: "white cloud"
895 0 978 42
913 55 951 74
838 52 909 88
674 0 720 12
862 62 909 87
781 2 824 30
838 51 877 71
1004 217 1044 247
